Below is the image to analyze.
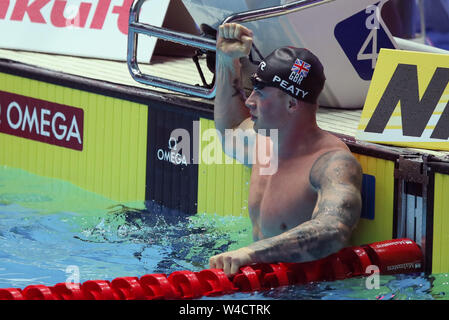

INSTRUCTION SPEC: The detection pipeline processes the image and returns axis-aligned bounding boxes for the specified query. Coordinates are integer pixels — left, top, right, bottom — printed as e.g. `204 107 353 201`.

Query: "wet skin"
209 23 363 276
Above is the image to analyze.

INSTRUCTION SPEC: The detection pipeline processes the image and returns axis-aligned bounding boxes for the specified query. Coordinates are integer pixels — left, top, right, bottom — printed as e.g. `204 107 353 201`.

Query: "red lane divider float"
0 238 423 300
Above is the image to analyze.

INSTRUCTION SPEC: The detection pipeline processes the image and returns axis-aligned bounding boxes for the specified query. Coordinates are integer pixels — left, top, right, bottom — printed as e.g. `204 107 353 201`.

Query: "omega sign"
0 91 84 151
157 137 188 166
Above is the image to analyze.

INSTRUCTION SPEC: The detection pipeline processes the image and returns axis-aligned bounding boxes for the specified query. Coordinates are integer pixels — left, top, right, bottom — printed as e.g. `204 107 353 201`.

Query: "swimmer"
209 23 363 277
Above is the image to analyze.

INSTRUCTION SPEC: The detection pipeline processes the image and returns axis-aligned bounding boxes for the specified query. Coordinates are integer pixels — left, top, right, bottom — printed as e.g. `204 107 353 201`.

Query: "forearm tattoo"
232 78 246 101
248 219 344 263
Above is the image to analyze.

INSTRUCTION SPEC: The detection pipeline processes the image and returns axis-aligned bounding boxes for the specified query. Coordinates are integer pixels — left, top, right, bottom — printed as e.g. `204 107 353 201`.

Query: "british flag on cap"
291 59 311 78
252 47 326 104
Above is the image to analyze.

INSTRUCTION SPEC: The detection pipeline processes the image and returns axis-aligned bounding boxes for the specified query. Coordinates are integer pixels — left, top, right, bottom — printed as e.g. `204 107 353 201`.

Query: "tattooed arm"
214 23 256 165
209 150 363 276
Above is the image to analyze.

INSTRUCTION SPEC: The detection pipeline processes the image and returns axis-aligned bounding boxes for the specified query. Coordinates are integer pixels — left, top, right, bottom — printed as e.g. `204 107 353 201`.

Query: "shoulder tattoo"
309 150 363 230
310 150 363 191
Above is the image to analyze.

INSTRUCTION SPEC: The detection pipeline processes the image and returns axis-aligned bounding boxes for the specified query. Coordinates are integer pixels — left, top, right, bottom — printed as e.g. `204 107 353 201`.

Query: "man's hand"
217 23 253 60
209 247 256 277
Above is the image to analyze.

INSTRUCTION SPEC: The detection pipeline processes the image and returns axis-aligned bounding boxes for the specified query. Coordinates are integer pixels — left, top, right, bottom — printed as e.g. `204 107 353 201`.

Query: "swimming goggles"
250 74 270 91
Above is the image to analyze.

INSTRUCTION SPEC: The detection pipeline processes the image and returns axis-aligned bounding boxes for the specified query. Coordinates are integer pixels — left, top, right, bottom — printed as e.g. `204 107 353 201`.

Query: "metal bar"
398 180 407 238
394 154 432 270
223 0 333 24
129 22 216 51
424 163 434 274
127 0 334 99
126 0 217 98
415 194 423 246
406 193 416 240
420 156 430 271
418 0 426 41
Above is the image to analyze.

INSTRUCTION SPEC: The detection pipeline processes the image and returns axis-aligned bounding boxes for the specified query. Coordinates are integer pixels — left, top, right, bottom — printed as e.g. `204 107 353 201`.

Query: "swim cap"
251 47 326 104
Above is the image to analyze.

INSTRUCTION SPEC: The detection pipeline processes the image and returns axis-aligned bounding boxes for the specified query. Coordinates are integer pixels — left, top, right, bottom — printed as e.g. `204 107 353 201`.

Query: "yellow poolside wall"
0 72 148 202
350 154 395 246
432 173 449 274
197 118 251 217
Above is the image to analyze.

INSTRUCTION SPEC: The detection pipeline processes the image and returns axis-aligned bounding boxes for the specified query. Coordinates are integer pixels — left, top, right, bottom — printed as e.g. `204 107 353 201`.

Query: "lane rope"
0 238 423 300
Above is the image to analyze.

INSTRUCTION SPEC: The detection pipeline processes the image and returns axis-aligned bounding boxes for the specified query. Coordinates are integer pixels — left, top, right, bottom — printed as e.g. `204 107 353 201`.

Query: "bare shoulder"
309 148 363 191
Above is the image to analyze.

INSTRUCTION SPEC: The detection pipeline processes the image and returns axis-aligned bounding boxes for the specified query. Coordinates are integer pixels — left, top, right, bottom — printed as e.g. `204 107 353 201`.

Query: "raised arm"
214 23 256 165
210 150 363 276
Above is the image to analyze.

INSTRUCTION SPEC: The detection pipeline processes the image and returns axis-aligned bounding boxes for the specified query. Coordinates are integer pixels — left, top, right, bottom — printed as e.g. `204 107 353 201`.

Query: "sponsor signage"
334 0 397 81
356 49 449 151
146 106 199 214
0 0 170 61
0 91 84 150
156 136 189 167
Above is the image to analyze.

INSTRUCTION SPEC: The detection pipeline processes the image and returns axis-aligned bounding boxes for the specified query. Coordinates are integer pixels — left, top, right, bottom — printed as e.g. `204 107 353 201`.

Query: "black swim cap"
251 47 326 104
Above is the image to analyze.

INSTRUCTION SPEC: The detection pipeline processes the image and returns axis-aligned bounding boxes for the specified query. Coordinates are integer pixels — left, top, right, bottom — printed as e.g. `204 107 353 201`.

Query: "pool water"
1 166 449 300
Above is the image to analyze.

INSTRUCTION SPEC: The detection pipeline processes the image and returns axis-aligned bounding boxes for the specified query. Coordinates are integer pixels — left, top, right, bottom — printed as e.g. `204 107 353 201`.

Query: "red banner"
0 91 84 151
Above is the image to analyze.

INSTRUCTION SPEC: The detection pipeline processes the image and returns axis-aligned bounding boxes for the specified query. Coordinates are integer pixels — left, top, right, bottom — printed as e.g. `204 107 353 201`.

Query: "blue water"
0 202 252 289
1 166 448 300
